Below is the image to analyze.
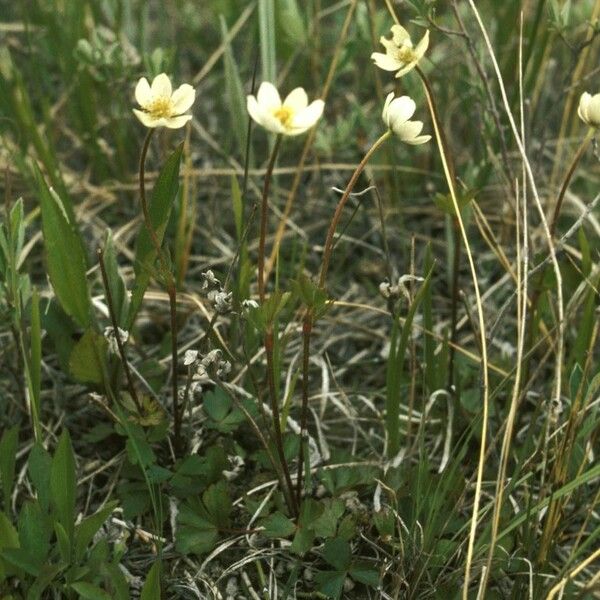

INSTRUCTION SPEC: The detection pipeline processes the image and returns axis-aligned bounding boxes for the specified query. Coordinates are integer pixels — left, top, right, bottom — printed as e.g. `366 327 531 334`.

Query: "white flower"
201 270 221 290
103 326 129 354
133 73 195 129
247 82 324 136
578 92 600 128
184 350 199 366
242 299 259 310
382 93 431 145
371 24 429 78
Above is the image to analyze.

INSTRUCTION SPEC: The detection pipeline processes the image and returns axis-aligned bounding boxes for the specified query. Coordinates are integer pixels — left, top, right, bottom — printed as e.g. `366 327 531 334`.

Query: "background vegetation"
0 0 599 598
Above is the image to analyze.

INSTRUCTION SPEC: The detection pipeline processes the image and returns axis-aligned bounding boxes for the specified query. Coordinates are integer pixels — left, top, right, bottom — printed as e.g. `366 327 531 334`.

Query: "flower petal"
247 95 265 127
261 112 288 134
163 114 193 129
395 61 418 78
392 119 423 142
404 134 431 145
256 82 281 111
290 99 324 131
578 92 591 124
588 94 600 126
171 84 196 114
387 96 416 126
391 24 411 47
151 73 172 98
382 92 395 126
283 87 308 111
414 29 430 60
371 52 402 72
135 77 152 107
133 109 161 128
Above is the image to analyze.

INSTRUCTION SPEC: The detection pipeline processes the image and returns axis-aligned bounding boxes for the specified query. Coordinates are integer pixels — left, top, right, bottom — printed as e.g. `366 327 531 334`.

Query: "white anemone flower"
578 92 600 128
382 93 431 145
371 24 429 78
133 73 195 129
247 82 324 136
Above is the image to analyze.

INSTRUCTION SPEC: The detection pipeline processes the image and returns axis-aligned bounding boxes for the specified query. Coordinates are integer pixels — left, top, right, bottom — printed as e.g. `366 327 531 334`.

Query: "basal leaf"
37 167 92 328
140 560 161 600
50 430 76 543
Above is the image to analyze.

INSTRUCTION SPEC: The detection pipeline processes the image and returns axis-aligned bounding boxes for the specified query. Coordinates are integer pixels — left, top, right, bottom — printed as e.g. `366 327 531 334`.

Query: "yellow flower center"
273 106 294 127
396 46 416 64
147 96 173 118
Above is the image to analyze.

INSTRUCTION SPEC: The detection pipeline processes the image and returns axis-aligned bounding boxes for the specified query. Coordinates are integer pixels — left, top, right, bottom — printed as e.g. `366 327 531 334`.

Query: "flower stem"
295 311 312 504
97 247 143 414
265 326 298 517
294 130 390 501
550 129 594 238
138 128 182 456
319 130 391 288
258 134 283 302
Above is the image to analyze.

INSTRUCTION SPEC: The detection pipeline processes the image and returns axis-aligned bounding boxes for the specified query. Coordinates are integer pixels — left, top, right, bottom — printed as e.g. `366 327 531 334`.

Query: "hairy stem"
265 326 298 517
319 130 391 288
258 134 282 302
550 129 594 238
295 311 312 504
97 247 143 414
138 128 182 455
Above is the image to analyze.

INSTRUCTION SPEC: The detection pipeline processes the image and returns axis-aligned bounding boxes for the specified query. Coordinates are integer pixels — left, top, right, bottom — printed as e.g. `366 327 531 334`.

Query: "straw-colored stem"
319 130 391 288
416 57 490 600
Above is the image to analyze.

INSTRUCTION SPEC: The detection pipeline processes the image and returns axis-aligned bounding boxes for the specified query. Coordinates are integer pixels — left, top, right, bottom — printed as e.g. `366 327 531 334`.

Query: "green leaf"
314 569 345 599
127 143 183 328
203 387 245 433
0 547 40 577
386 266 433 457
231 176 243 240
70 582 112 600
221 19 250 161
258 0 276 83
175 503 219 555
176 482 231 555
202 481 231 527
27 289 42 441
54 520 71 563
291 499 323 555
322 538 351 571
74 501 118 562
0 513 16 546
69 328 108 384
313 499 344 539
28 443 52 512
18 500 51 569
102 230 129 327
27 562 67 600
50 430 76 542
277 0 306 45
348 563 380 588
0 425 19 511
37 167 92 328
140 560 161 600
262 512 295 538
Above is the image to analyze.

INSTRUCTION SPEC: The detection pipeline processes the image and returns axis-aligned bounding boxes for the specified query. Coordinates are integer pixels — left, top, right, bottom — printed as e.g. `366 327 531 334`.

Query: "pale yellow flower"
578 92 600 128
382 93 431 145
133 73 195 129
247 82 324 136
371 24 429 78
